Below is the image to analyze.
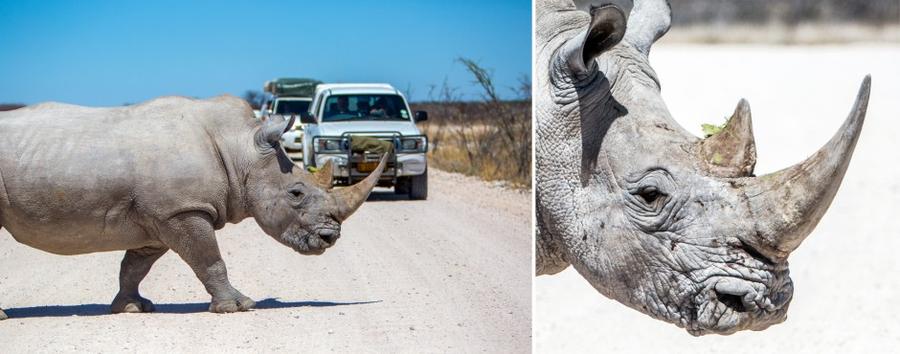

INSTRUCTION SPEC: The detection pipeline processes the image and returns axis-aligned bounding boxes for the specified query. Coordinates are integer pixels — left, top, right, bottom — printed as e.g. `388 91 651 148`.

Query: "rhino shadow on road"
1 298 381 319
363 190 415 202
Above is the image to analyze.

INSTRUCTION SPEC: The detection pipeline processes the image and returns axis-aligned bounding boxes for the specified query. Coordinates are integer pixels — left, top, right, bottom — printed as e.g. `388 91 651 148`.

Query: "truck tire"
395 177 411 195
409 170 428 200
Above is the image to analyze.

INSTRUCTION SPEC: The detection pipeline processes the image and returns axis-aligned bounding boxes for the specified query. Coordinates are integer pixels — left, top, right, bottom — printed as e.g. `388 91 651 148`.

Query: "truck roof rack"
264 78 322 97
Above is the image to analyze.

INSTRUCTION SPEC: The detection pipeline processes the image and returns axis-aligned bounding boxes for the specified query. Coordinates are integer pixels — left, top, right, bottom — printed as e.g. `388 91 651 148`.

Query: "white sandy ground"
0 169 531 352
535 44 900 353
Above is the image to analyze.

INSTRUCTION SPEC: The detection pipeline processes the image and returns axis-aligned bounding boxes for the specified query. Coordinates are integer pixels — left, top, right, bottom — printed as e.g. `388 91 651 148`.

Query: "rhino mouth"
281 225 341 255
686 274 793 336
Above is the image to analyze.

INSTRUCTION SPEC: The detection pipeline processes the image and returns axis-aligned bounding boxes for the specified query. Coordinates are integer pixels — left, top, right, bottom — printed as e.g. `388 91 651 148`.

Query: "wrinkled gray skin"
0 95 385 319
535 0 870 335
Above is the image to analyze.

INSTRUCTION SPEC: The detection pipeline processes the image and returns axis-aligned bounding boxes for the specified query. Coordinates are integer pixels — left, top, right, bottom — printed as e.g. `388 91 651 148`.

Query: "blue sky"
0 0 530 106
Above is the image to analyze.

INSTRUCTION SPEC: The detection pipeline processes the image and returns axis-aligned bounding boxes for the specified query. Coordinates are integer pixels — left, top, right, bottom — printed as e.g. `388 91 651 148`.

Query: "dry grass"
411 59 531 188
415 102 531 187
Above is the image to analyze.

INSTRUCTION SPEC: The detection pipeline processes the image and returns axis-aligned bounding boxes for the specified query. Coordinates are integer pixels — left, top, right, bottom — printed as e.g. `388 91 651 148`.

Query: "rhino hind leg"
158 212 255 314
111 246 169 313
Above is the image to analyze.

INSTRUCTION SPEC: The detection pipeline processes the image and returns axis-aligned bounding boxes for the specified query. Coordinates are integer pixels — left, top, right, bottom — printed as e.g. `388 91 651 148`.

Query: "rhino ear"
699 99 757 177
558 4 627 75
256 114 295 149
623 0 671 55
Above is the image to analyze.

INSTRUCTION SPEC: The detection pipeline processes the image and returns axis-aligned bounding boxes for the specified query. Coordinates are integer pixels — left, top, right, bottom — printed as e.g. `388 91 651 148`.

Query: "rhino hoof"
111 295 156 314
209 296 255 313
0 309 7 320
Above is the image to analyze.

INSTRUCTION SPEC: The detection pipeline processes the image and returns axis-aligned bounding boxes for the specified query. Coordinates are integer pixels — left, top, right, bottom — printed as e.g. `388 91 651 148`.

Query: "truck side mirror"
414 110 428 122
299 111 316 124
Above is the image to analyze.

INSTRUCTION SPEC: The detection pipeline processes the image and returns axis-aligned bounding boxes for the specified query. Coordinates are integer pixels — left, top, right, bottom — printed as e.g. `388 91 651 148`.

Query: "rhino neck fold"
207 127 256 227
537 55 616 263
536 191 571 275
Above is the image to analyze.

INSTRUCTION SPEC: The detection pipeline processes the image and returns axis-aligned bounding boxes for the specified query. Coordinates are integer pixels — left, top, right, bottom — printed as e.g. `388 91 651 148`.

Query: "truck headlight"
398 136 427 153
313 137 348 153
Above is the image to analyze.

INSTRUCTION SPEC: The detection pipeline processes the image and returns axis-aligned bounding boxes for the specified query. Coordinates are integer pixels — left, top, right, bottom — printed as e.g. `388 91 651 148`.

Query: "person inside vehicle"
370 97 388 117
326 96 353 118
336 96 352 115
357 100 371 117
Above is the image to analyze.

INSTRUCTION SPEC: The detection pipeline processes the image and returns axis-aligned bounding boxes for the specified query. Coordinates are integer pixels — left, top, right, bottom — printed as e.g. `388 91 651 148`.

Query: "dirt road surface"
1 169 531 352
535 44 900 353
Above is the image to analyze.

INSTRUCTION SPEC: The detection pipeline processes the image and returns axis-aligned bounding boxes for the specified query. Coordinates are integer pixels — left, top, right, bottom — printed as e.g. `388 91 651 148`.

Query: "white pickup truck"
300 83 429 199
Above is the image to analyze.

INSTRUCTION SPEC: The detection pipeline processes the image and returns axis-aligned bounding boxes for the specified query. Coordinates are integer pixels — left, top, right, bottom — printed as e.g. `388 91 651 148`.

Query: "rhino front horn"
332 153 388 221
744 75 870 258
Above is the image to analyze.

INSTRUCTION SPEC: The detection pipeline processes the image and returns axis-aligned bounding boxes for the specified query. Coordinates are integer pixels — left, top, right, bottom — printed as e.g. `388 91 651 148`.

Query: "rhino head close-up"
535 0 870 335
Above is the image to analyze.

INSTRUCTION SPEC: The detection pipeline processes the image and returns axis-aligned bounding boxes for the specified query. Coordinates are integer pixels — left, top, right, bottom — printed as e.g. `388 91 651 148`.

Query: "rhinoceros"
535 0 870 335
0 95 386 319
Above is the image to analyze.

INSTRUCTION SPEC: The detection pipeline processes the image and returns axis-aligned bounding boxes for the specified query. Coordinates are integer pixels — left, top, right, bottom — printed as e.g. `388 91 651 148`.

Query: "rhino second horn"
314 159 335 189
700 99 757 177
557 4 627 75
744 75 870 258
332 153 388 221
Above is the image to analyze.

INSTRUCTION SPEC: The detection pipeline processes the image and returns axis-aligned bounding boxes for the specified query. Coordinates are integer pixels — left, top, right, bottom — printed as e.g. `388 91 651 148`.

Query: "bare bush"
413 59 532 188
243 90 263 110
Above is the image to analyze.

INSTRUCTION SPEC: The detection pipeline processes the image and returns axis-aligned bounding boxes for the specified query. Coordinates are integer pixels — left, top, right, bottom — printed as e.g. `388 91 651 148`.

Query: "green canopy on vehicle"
307 136 391 172
264 78 322 97
350 136 394 154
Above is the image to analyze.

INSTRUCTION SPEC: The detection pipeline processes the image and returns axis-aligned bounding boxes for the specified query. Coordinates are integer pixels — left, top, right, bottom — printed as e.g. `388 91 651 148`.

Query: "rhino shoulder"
200 95 256 125
126 95 254 125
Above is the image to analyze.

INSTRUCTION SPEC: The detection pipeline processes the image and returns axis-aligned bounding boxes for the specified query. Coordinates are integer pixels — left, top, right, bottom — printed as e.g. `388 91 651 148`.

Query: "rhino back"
0 96 253 254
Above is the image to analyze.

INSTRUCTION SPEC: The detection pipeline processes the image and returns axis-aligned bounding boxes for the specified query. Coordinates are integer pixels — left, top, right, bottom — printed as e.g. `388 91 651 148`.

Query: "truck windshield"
275 100 311 115
321 94 410 122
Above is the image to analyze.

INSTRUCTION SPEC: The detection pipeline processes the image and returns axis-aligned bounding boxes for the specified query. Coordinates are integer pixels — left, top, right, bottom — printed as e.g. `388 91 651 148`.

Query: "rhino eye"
637 186 663 204
288 189 303 198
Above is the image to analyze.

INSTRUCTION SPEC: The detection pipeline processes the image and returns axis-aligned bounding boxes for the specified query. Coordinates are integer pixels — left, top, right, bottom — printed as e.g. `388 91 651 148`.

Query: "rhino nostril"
317 229 338 244
715 291 747 313
738 239 775 266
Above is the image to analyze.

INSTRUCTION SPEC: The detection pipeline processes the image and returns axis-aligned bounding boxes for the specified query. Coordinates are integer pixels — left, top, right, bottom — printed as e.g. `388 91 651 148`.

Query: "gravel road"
1 169 531 353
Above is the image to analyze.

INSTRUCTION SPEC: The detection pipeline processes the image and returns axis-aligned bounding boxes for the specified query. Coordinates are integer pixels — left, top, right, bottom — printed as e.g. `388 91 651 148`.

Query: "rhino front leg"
111 246 168 313
157 212 255 313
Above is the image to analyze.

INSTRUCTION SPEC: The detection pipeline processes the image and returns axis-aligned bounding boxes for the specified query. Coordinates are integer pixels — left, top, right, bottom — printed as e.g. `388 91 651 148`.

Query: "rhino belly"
1 200 158 255
0 149 160 255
